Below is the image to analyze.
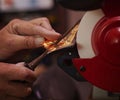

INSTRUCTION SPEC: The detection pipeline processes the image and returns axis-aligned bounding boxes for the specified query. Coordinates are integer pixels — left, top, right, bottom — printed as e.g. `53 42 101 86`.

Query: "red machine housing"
73 0 120 92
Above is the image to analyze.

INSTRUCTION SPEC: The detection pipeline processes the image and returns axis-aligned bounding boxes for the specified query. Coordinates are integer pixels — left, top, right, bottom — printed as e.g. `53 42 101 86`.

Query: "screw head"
80 66 86 72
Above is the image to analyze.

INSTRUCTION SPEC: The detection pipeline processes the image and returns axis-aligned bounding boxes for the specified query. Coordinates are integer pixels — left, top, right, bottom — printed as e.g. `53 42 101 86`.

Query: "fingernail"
35 37 45 47
27 87 32 94
16 62 25 66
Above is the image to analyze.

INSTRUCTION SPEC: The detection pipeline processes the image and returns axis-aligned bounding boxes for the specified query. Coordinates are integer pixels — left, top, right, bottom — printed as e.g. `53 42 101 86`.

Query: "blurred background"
0 0 84 32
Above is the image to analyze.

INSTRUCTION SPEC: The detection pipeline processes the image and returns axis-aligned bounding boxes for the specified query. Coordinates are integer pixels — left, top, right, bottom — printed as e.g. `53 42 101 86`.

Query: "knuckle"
41 17 49 22
6 38 15 49
24 37 35 48
20 89 31 97
22 68 35 81
9 19 21 25
8 19 22 34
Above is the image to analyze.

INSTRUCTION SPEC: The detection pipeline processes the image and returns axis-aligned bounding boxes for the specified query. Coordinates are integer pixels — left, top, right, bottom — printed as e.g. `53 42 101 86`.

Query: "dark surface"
26 66 92 100
30 66 79 100
56 0 103 11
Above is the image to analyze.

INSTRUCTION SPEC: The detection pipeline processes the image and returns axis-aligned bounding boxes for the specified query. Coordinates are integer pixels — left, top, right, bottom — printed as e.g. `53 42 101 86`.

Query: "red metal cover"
72 56 120 92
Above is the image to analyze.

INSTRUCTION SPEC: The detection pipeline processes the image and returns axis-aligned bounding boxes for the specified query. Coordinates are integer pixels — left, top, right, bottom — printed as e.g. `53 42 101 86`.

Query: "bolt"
80 66 86 72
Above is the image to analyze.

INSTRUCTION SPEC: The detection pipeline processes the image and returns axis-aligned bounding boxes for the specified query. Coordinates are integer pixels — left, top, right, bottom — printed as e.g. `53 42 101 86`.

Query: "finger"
7 30 60 50
30 17 53 30
6 82 32 98
9 19 43 36
32 25 61 40
8 19 61 40
4 63 36 83
7 35 44 50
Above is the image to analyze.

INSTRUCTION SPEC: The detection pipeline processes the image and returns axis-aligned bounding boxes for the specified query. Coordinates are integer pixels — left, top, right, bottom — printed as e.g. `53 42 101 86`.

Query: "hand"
0 17 61 60
0 62 36 100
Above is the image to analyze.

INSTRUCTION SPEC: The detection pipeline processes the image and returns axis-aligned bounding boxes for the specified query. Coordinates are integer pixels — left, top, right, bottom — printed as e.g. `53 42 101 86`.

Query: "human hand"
0 17 61 60
0 62 36 100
